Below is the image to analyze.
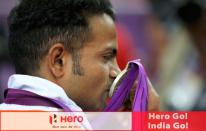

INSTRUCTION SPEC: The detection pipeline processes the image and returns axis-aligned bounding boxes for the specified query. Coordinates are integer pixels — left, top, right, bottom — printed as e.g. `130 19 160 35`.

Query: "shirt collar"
8 74 82 111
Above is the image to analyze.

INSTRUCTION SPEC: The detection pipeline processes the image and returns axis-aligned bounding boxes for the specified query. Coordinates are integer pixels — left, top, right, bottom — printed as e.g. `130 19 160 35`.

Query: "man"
0 0 159 111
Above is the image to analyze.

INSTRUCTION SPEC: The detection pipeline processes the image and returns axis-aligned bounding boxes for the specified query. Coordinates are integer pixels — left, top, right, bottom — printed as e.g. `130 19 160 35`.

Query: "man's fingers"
123 78 160 111
130 80 138 102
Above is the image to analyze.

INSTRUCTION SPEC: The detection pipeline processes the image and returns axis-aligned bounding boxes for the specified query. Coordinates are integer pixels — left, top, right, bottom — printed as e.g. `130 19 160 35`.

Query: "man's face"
64 14 120 111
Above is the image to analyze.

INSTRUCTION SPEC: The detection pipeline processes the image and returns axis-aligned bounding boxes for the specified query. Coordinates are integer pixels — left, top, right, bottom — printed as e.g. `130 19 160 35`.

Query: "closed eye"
102 48 117 61
103 53 115 60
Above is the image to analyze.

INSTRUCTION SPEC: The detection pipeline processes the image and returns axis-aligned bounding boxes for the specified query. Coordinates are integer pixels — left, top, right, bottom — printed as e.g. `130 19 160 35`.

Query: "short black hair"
8 0 115 75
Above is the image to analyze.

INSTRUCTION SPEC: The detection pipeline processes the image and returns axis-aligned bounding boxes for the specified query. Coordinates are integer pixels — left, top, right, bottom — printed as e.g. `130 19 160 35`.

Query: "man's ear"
47 43 68 78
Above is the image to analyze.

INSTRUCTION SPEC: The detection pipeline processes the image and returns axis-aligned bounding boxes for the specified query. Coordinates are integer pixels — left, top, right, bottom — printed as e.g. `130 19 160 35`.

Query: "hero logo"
49 114 84 125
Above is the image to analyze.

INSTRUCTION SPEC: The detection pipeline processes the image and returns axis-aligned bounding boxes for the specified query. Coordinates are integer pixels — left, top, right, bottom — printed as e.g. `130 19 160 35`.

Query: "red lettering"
60 115 83 123
67 116 73 122
77 116 83 122
60 116 67 122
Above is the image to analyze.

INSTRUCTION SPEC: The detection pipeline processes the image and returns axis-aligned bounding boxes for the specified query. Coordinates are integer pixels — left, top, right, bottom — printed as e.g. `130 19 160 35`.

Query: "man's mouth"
103 79 114 101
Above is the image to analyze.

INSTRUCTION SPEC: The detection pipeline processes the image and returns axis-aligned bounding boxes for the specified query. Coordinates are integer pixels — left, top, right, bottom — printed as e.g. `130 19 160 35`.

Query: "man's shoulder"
0 103 60 111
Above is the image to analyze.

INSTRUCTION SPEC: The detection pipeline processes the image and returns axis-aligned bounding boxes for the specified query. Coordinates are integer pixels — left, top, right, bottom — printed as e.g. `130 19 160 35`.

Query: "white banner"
1 112 132 130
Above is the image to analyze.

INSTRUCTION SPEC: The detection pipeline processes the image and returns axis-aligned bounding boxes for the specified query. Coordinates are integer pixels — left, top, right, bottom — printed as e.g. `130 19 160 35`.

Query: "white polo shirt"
0 74 82 111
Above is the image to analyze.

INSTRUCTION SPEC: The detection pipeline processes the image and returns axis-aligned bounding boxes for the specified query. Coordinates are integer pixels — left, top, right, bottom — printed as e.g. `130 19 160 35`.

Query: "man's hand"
123 78 160 111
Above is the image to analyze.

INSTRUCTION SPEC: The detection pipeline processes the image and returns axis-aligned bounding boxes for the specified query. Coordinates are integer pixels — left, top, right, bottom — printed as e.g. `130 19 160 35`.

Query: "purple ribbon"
4 88 71 111
104 60 148 111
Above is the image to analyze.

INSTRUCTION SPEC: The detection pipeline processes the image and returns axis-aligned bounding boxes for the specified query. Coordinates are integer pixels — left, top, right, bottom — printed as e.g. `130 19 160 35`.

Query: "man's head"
8 0 120 110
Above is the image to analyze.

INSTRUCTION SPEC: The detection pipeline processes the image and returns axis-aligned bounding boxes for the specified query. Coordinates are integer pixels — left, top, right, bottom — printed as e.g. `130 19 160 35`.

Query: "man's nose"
110 65 121 78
